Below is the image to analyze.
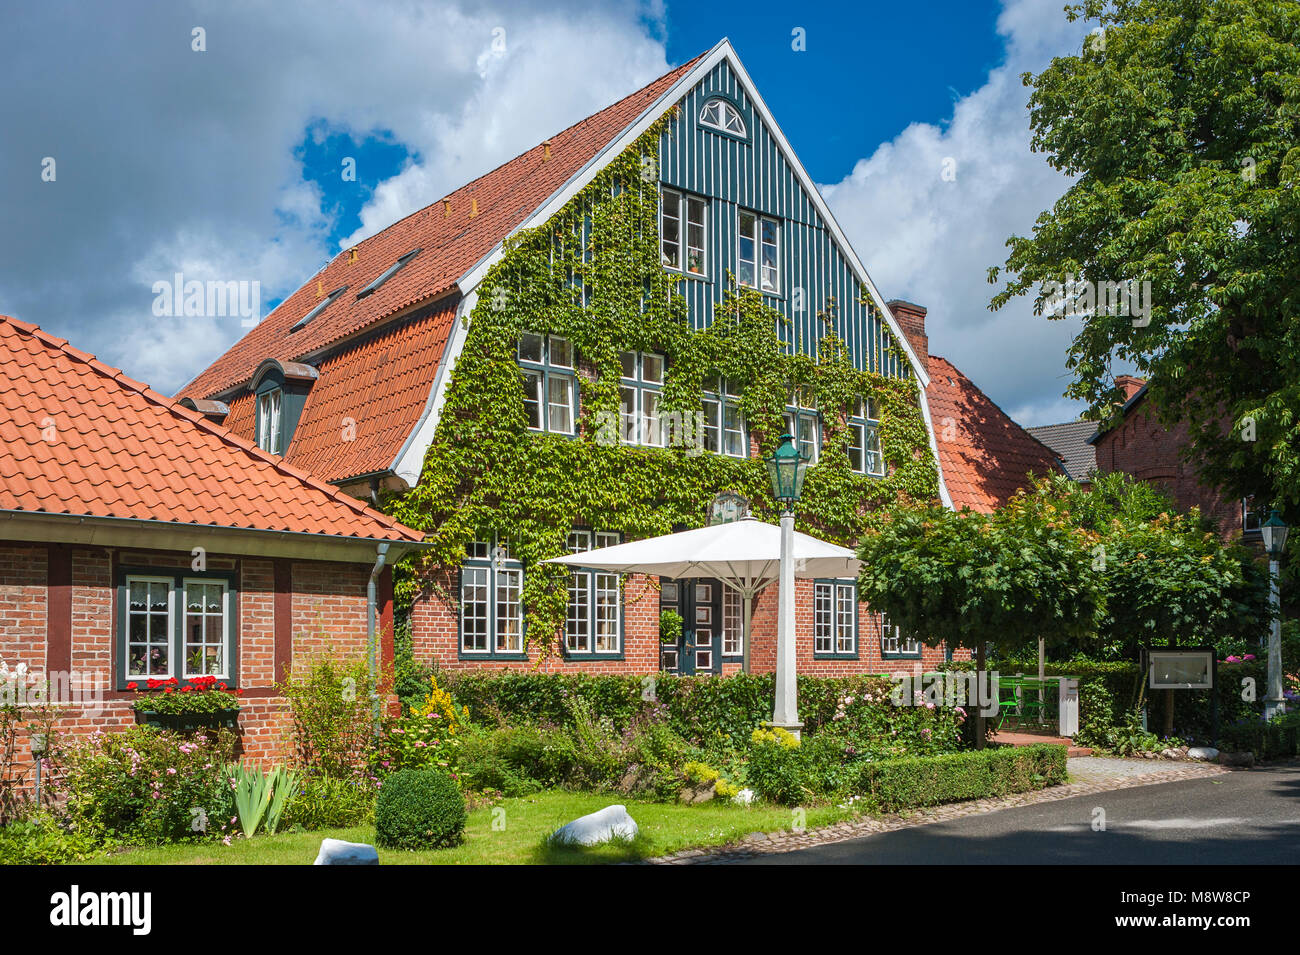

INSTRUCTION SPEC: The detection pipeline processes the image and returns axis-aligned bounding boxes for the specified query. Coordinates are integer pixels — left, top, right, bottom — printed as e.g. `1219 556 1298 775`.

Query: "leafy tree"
989 0 1300 517
856 504 1103 745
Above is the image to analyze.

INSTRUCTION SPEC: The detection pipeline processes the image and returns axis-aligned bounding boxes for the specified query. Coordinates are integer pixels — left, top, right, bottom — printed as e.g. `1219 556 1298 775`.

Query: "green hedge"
857 743 1068 812
443 671 904 749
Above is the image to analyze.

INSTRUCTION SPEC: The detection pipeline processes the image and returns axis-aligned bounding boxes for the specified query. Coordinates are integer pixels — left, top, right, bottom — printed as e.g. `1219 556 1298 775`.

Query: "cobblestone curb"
649 761 1234 865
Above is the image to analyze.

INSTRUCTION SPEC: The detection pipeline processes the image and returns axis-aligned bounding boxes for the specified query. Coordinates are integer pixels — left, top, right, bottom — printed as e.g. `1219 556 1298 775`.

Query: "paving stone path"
649 757 1232 865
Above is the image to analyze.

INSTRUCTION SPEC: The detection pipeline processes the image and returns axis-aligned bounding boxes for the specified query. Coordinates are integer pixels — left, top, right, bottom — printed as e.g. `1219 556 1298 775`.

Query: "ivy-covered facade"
179 40 960 679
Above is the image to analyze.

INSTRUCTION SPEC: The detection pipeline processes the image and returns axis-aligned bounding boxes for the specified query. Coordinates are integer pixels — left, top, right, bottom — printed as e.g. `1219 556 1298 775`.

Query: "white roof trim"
391 290 476 486
394 38 945 502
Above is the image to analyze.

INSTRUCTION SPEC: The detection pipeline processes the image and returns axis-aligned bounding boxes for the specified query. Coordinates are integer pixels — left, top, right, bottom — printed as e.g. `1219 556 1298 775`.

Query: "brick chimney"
1115 374 1146 401
887 300 928 376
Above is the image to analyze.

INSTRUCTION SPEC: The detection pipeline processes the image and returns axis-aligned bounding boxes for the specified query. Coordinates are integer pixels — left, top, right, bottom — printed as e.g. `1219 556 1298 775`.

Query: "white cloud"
821 0 1092 427
0 0 667 394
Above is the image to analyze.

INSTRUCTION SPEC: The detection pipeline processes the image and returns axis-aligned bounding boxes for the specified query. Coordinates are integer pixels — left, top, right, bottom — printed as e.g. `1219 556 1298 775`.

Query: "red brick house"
1088 377 1261 541
0 315 425 767
179 42 1055 680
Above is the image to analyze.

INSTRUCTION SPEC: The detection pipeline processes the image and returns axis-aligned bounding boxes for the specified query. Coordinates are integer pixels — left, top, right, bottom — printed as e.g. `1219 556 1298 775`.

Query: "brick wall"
410 564 965 676
1093 401 1246 540
0 540 384 782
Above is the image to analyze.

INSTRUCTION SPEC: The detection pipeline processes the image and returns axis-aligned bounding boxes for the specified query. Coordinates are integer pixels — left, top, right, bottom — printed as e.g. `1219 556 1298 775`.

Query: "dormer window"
700 98 745 136
357 248 421 299
256 388 282 453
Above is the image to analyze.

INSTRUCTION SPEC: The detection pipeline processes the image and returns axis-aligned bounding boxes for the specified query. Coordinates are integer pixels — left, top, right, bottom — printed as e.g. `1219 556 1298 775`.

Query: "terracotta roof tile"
926 355 1063 513
0 316 422 543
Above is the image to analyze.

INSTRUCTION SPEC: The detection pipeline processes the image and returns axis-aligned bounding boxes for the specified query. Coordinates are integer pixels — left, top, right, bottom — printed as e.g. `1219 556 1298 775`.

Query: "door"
660 578 721 674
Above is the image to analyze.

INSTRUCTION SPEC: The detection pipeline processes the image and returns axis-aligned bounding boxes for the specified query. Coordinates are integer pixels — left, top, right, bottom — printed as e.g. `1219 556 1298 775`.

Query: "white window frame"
619 351 665 447
518 332 576 435
699 98 746 136
661 188 707 276
256 388 282 453
783 390 821 465
181 577 232 680
564 530 623 656
879 612 921 657
460 536 525 656
722 587 743 657
125 575 176 680
738 210 780 294
814 580 857 657
702 377 747 458
848 397 885 476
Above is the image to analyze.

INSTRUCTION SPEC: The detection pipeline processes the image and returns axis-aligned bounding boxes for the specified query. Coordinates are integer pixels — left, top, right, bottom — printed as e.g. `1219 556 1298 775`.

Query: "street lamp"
765 433 809 738
1262 510 1290 720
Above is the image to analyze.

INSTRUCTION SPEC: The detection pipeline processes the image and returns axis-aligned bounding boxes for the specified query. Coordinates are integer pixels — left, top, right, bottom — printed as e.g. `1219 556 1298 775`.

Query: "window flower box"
129 676 241 733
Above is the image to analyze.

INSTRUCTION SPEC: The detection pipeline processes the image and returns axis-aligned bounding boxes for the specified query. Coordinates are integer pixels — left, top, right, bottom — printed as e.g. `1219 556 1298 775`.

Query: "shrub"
455 724 565 796
281 775 376 830
374 768 467 850
58 726 237 844
746 727 809 805
857 743 1067 812
280 657 374 779
0 810 99 864
373 710 462 777
1219 710 1300 759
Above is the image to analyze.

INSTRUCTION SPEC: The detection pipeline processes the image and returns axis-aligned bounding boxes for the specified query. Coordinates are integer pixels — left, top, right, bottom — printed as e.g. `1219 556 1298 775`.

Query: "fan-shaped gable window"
699 98 745 136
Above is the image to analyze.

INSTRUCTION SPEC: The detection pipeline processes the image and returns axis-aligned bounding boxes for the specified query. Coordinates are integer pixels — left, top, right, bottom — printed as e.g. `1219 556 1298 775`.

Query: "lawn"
92 792 854 865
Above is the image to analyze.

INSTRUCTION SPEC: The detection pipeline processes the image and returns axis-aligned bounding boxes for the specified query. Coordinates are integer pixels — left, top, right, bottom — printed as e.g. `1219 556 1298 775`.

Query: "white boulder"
551 804 638 846
314 838 379 865
732 788 756 806
1187 746 1219 761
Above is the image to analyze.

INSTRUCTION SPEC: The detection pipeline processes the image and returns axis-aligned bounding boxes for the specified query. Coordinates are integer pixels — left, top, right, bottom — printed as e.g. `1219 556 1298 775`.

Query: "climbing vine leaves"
388 120 939 653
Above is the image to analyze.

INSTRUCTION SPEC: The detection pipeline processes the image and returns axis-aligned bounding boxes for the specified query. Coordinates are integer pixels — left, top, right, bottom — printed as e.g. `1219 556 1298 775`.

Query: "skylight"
356 248 421 299
291 285 348 332
699 98 745 136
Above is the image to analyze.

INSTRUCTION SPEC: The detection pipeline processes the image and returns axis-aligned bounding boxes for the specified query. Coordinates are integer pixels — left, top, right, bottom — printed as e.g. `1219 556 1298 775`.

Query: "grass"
91 791 854 865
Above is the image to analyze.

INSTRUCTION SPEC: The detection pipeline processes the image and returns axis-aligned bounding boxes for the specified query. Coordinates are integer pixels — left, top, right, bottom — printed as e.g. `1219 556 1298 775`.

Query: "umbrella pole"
742 589 753 674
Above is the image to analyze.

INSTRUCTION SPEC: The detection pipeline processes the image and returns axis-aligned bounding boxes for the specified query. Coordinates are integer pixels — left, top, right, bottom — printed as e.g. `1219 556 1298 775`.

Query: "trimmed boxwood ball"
374 768 467 850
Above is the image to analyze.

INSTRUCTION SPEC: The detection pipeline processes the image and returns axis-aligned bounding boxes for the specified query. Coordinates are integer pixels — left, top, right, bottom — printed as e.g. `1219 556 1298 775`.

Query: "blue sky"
0 0 1092 425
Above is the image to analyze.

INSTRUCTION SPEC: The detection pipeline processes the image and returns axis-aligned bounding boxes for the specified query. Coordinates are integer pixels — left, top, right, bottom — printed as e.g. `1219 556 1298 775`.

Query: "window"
460 536 524 657
699 98 746 136
1243 496 1263 533
565 530 623 656
256 389 282 453
738 211 779 294
848 397 885 476
291 285 347 331
784 390 821 464
702 377 747 457
518 332 576 435
879 612 921 658
661 189 707 275
356 248 420 299
619 351 665 446
119 569 236 688
814 581 857 657
722 587 743 657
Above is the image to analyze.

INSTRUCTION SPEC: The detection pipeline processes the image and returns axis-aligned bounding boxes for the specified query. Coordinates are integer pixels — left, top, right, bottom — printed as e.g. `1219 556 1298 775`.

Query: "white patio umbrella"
541 516 860 672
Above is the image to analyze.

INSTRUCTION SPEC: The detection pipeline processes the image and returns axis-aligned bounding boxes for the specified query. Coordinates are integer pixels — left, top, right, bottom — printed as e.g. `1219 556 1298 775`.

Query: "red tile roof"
0 315 422 542
926 355 1063 513
180 55 703 406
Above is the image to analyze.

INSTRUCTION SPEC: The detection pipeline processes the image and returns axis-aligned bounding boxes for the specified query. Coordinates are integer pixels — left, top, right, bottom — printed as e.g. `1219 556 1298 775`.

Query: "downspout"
367 543 390 724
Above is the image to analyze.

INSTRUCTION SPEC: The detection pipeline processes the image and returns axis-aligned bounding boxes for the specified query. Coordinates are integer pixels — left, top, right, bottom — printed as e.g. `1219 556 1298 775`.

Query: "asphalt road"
738 763 1300 865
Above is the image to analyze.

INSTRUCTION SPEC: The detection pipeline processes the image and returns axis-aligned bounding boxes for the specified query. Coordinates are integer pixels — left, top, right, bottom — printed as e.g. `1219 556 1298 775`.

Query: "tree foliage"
856 504 1104 657
989 0 1300 517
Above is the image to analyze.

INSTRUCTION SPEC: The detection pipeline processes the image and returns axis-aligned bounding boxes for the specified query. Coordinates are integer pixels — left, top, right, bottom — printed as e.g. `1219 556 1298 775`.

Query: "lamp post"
764 433 809 738
1261 509 1290 720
